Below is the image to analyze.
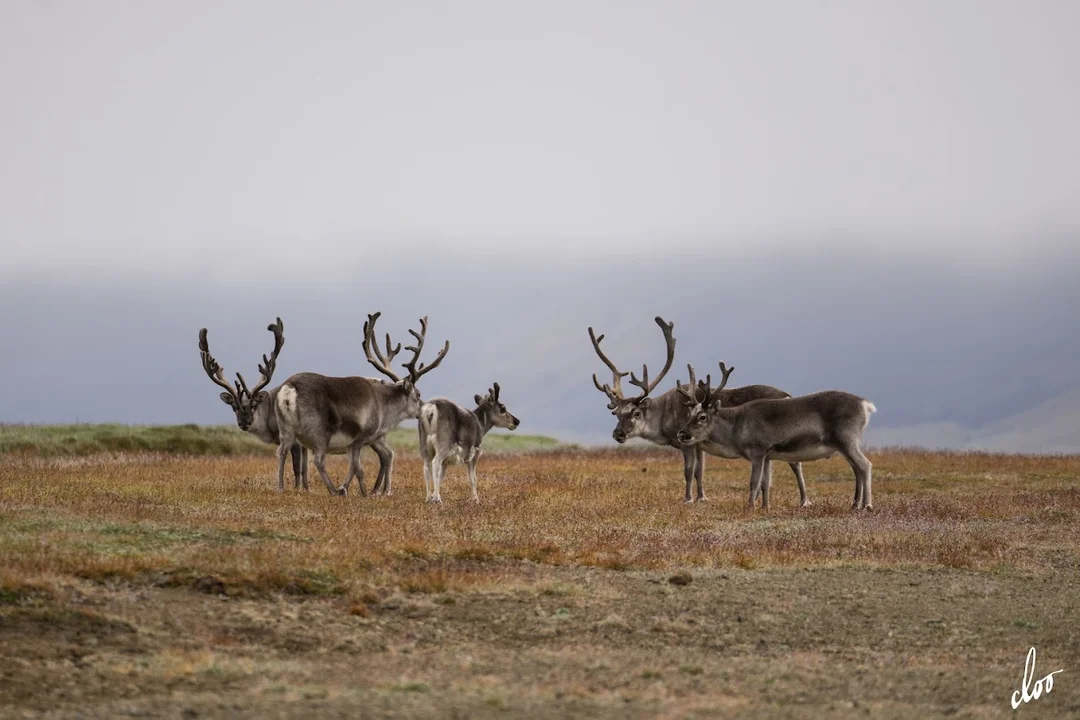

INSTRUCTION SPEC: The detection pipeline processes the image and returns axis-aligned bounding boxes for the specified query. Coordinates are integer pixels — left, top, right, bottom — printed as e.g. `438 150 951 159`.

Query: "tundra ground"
1 447 1078 718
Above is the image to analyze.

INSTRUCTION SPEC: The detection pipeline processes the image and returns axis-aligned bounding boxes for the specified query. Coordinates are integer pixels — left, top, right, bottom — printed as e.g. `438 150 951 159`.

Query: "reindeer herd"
199 314 876 510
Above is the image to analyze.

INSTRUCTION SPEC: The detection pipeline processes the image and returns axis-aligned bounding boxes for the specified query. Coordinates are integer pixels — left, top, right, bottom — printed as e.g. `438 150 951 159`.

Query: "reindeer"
274 313 449 497
589 317 810 505
675 366 877 510
418 382 520 503
198 319 394 493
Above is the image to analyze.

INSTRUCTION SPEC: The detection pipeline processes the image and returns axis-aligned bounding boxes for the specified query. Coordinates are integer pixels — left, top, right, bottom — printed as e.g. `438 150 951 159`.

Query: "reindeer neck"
642 390 685 445
472 404 495 436
250 395 279 444
372 381 413 427
704 405 740 443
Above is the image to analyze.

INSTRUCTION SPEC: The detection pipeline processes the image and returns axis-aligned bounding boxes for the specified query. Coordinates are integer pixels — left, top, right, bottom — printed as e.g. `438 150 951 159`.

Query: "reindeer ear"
639 397 651 411
220 392 238 408
475 394 484 405
253 391 269 407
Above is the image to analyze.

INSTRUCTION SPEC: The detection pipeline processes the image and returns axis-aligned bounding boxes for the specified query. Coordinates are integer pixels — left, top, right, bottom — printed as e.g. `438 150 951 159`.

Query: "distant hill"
0 424 563 458
867 387 1080 454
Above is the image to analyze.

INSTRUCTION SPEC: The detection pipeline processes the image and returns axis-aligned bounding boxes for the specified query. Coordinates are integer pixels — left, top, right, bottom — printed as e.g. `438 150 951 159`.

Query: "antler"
402 316 450 383
626 316 676 399
589 316 677 404
363 312 404 382
591 373 621 410
235 317 284 399
588 327 629 403
489 382 501 403
715 362 735 393
676 363 699 405
697 361 736 407
198 328 241 401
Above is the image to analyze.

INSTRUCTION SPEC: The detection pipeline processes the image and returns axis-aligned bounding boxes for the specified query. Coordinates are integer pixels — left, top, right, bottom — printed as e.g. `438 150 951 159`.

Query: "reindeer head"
475 382 520 431
588 317 676 444
198 318 284 432
675 362 734 445
363 312 450 419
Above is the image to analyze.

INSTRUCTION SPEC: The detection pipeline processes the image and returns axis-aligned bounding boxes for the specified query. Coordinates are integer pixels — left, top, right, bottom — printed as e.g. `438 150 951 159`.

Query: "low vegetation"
0 423 561 457
1 444 1078 716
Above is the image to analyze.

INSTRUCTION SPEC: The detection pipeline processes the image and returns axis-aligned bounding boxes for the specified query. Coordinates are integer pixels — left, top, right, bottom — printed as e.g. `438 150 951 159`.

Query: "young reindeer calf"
419 383 520 503
676 366 877 511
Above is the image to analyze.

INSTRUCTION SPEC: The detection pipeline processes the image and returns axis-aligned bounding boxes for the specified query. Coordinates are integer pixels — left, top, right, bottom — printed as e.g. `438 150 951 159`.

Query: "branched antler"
403 316 450 383
199 328 241 402
714 362 735 394
696 361 736 407
589 316 677 406
363 312 404 382
237 317 284 399
592 373 622 410
364 313 449 384
676 364 699 405
588 327 629 403
627 317 676 398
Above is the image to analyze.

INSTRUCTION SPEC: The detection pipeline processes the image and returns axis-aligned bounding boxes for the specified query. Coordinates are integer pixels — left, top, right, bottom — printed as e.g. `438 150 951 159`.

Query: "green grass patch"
0 423 562 457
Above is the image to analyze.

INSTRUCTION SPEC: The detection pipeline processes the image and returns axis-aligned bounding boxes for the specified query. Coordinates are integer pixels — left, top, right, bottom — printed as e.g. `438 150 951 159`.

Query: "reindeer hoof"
337 487 347 497
696 496 708 503
801 499 813 508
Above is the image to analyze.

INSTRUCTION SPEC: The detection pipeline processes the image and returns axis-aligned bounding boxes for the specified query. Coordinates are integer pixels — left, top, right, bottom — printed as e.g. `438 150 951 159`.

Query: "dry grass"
2 446 1079 717
1 447 1078 599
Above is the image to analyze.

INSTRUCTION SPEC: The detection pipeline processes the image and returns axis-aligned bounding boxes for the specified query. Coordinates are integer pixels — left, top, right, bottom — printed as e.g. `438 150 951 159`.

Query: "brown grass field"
1 444 1079 718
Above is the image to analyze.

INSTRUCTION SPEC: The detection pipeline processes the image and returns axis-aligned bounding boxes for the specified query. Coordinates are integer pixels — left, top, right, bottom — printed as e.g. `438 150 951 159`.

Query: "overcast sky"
2 2 1079 447
3 1 1079 277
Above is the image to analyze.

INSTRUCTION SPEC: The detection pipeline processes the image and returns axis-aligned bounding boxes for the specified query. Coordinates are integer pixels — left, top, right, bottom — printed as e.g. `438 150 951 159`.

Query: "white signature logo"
1011 646 1063 709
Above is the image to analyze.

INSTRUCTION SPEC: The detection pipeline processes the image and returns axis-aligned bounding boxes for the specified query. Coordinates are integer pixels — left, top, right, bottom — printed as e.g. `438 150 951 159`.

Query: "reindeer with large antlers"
274 313 449 496
589 317 811 505
676 366 877 510
198 319 394 492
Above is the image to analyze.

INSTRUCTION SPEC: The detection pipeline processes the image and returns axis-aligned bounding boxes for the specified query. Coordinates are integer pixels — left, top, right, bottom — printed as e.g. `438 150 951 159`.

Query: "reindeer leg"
340 448 365 497
276 439 293 493
680 445 696 503
431 454 445 503
352 444 369 497
838 442 868 510
368 446 383 495
290 443 303 489
354 449 368 497
468 448 483 503
312 448 344 496
301 446 310 491
790 462 811 507
371 440 394 496
760 460 773 510
840 443 873 511
747 457 765 509
382 445 395 495
694 445 707 502
423 458 432 502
